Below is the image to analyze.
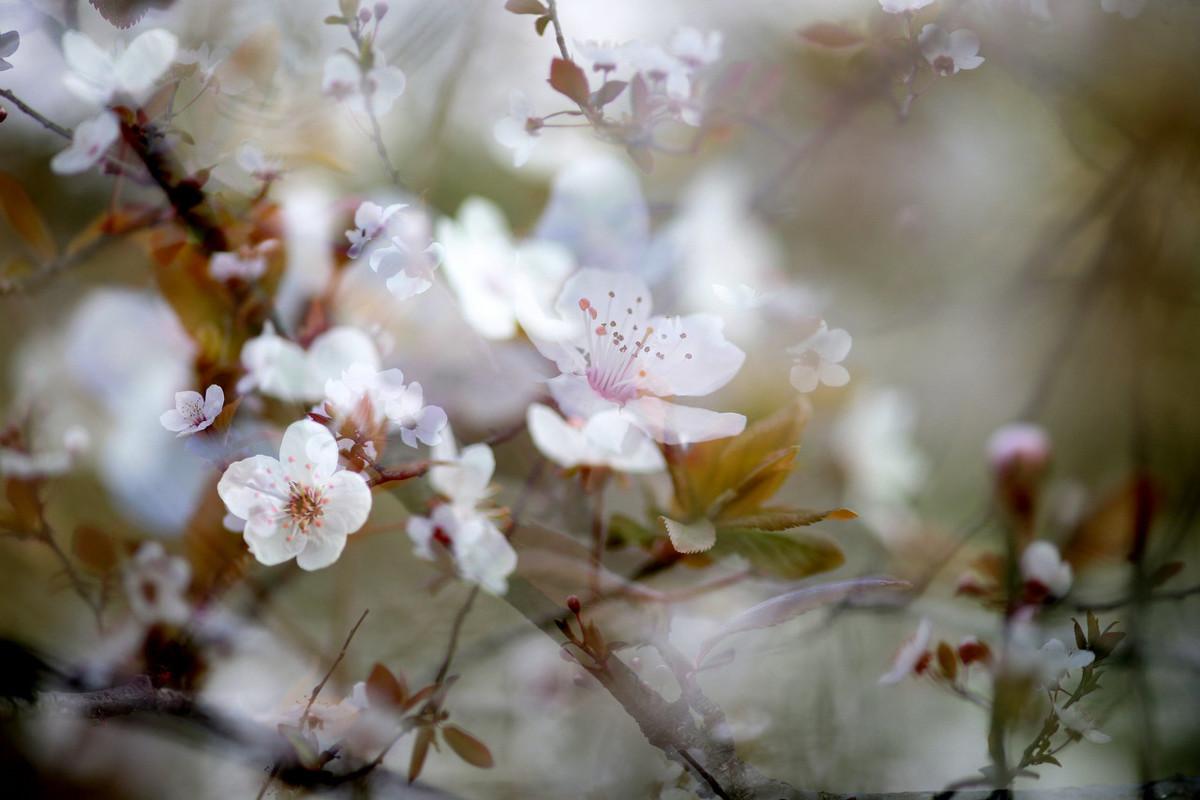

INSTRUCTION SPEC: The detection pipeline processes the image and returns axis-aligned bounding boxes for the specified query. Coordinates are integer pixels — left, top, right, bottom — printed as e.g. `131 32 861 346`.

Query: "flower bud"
357 7 372 24
986 422 1050 476
373 2 389 20
566 595 581 615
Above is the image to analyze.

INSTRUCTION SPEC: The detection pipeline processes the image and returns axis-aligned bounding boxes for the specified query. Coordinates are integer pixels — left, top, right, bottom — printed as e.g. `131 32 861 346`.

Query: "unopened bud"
357 7 372 24
957 636 992 666
986 422 1050 476
373 1 389 20
566 595 581 615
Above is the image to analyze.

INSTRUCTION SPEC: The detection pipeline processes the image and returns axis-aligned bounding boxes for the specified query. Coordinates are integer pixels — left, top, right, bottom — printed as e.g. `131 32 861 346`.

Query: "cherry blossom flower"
238 323 380 402
236 142 283 182
669 28 723 69
124 541 191 625
322 52 406 116
383 380 447 448
879 617 932 685
1020 540 1073 598
346 200 406 259
787 318 852 393
492 90 542 168
210 250 267 282
407 434 516 594
160 384 224 437
879 0 935 12
1101 0 1146 19
0 425 90 478
218 419 372 570
368 230 440 300
1054 702 1111 744
918 25 985 76
177 43 253 96
50 112 118 175
529 269 747 446
574 39 624 73
987 422 1050 474
0 30 18 71
526 403 665 473
322 363 446 447
436 197 574 341
1003 624 1095 687
62 29 178 106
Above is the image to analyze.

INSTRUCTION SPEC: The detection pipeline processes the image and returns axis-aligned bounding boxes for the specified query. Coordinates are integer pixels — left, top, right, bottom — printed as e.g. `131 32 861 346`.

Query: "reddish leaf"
73 525 118 574
0 172 57 263
549 57 590 106
937 641 958 680
799 22 865 49
442 724 494 768
408 727 434 783
366 662 408 708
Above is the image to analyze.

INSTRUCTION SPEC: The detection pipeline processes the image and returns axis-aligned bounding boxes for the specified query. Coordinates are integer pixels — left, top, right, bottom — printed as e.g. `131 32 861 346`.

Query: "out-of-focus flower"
323 364 447 449
176 43 254 95
530 268 746 446
382 378 447 448
526 403 665 473
364 206 441 300
436 197 574 341
346 200 406 259
492 90 541 168
238 323 380 402
407 433 516 594
236 142 283 181
159 384 224 437
124 541 191 625
712 283 767 310
1055 702 1112 744
322 52 406 116
787 318 851 393
987 422 1050 474
1101 0 1146 19
1020 540 1073 598
669 28 722 68
0 425 90 478
50 112 118 175
832 388 928 544
574 39 624 72
1004 625 1095 687
880 0 935 13
62 29 178 106
918 25 985 76
0 30 19 71
217 419 372 570
879 617 932 685
210 249 267 282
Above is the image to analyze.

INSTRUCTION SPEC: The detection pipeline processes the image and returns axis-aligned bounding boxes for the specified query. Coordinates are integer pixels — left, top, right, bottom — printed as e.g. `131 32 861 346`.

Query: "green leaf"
711 527 844 580
534 15 551 36
505 0 548 14
719 506 856 532
323 14 347 25
608 513 658 547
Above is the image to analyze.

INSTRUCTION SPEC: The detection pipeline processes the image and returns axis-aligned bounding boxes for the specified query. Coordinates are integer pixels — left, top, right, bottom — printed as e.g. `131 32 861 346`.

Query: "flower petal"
622 396 746 445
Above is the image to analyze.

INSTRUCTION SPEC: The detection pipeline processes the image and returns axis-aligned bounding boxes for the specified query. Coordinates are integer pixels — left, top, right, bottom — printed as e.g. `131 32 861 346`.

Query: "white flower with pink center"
492 90 541 168
160 384 224 437
531 269 746 446
50 112 119 175
321 364 447 448
787 318 851 393
918 25 985 77
217 420 372 570
346 200 407 259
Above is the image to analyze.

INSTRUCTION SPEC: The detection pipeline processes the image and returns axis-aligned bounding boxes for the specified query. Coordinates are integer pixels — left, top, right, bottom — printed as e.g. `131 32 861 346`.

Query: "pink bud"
566 595 582 615
357 7 372 23
986 423 1050 474
374 2 389 20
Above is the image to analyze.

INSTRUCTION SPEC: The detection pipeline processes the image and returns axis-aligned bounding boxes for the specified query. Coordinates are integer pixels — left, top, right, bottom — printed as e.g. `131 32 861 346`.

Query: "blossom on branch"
61 29 178 106
159 384 224 437
918 25 985 76
787 318 851 393
526 402 664 473
50 112 119 175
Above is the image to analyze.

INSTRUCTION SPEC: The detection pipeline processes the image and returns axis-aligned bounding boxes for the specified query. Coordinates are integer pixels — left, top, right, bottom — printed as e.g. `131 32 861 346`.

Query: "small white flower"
210 250 267 282
879 617 932 685
160 384 224 437
368 234 440 301
526 403 664 473
217 419 372 570
124 541 191 625
1101 0 1146 19
407 433 516 594
879 0 935 13
436 197 574 341
322 52 406 117
62 29 178 106
322 364 447 448
1055 702 1112 744
492 90 541 168
383 380 448 448
239 324 381 403
669 28 722 69
236 142 283 181
787 318 852 393
346 200 407 259
0 30 18 71
530 268 747 446
1004 625 1095 687
1020 540 1073 598
918 25 985 76
574 39 624 73
50 112 119 175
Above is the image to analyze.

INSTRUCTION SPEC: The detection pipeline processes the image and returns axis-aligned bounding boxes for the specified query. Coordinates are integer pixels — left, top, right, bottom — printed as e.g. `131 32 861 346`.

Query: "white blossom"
529 268 747 446
322 52 406 117
787 318 852 393
1004 625 1095 688
879 617 932 685
668 28 722 69
363 206 441 300
210 250 267 282
1020 540 1073 598
124 541 191 625
236 142 283 181
1055 702 1112 744
407 433 516 594
160 384 224 437
322 363 446 448
987 422 1050 473
918 25 985 76
574 39 624 73
0 425 90 478
346 200 406 259
61 29 178 106
50 112 118 175
526 402 665 473
238 323 381 403
217 419 372 570
492 90 541 168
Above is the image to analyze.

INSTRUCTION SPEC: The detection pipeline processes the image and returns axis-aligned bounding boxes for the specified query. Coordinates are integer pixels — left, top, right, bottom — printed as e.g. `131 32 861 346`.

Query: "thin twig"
302 608 371 724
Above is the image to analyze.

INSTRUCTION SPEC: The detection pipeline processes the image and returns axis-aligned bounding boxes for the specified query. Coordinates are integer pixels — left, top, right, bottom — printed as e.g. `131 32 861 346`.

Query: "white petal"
62 31 115 104
641 312 745 397
622 396 746 446
114 29 178 101
815 328 852 363
789 363 820 393
818 361 850 388
307 326 381 391
526 404 589 468
50 112 119 175
385 269 433 300
296 532 348 570
244 526 305 566
661 516 716 554
279 419 340 482
454 517 517 595
217 455 286 520
159 409 189 432
554 267 653 327
203 384 225 418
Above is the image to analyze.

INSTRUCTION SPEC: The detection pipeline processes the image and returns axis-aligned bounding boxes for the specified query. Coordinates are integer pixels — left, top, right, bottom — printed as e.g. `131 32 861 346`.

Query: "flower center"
576 291 692 403
285 481 327 533
180 396 206 424
932 55 955 77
